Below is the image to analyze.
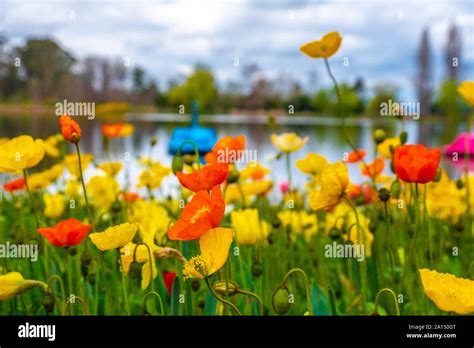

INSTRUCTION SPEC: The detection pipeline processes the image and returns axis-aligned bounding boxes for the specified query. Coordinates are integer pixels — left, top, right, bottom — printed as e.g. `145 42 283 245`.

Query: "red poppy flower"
3 178 25 192
204 135 246 164
162 271 176 295
347 149 366 163
361 158 385 177
176 163 228 192
394 144 440 183
38 218 92 247
59 115 81 143
168 185 224 240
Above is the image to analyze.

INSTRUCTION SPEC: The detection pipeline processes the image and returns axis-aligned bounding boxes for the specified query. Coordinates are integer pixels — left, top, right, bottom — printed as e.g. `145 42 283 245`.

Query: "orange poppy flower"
347 149 366 163
38 218 92 247
394 144 440 183
120 192 140 203
3 178 25 192
102 123 134 138
204 135 246 164
168 185 225 240
59 115 81 143
177 163 229 192
361 158 385 177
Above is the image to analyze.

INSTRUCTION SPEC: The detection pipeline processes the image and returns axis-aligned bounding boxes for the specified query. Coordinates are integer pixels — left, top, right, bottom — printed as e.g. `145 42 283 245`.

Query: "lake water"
0 113 466 198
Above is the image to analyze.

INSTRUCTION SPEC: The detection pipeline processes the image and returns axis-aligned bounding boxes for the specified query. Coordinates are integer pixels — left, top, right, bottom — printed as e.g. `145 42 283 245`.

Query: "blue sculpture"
168 101 217 160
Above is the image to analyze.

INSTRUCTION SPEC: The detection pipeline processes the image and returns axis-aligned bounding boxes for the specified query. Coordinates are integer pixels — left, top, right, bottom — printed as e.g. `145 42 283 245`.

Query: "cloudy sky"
1 0 473 100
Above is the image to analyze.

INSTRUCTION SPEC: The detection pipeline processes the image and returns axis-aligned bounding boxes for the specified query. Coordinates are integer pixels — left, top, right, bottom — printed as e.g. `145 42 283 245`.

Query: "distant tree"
366 85 398 116
416 27 433 142
16 39 75 100
311 89 331 114
167 67 217 113
132 66 146 95
445 23 462 81
0 35 25 100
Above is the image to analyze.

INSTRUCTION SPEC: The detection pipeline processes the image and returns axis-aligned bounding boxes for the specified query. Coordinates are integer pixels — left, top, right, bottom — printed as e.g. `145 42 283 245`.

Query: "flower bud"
183 154 195 166
191 279 200 292
329 227 341 240
129 262 142 280
172 154 183 174
67 246 77 256
226 169 240 184
271 216 282 229
87 273 96 285
272 286 291 315
373 129 387 144
251 262 263 277
213 281 238 297
368 220 377 233
408 224 416 238
42 292 55 313
81 249 93 266
267 233 275 245
150 136 158 147
390 160 395 174
378 188 391 202
390 180 401 199
111 201 122 213
399 131 408 144
456 179 464 190
433 169 442 183
80 264 88 278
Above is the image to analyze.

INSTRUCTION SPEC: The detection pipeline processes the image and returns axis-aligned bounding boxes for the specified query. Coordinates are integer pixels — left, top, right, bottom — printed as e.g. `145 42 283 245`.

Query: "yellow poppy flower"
43 193 65 219
278 210 318 241
183 227 233 279
458 81 474 107
90 222 138 251
377 137 401 160
309 162 349 211
296 153 329 176
0 135 45 173
271 133 309 153
231 209 269 245
225 180 273 204
419 269 474 314
44 134 62 158
87 175 120 210
300 31 342 59
137 162 170 189
97 162 123 177
0 272 45 301
240 162 270 181
131 200 171 244
65 179 81 197
28 164 65 190
64 153 94 177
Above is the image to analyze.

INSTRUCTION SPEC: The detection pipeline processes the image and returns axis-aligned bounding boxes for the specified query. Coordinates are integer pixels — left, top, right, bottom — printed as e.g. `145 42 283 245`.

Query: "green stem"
143 291 165 315
98 251 113 314
74 142 94 227
342 195 368 314
118 249 131 315
65 295 89 315
47 275 66 315
204 277 241 315
374 287 400 316
285 153 292 192
237 289 264 315
327 285 338 315
281 267 313 315
177 140 201 170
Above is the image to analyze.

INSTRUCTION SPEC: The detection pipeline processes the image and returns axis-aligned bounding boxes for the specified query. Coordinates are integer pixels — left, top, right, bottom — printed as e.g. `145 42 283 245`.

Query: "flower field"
0 32 473 317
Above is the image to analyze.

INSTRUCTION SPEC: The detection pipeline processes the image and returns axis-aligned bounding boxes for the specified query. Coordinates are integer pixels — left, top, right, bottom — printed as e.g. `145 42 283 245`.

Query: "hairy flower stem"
285 153 293 192
373 287 400 316
204 277 241 315
47 275 66 315
65 295 89 315
237 289 264 315
117 249 130 315
74 143 94 228
144 291 165 315
178 140 201 170
323 58 372 183
342 195 368 314
281 268 313 315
